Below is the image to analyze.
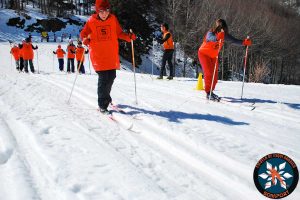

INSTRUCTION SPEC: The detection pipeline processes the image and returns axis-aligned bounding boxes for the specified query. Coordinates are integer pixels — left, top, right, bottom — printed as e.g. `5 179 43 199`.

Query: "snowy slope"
0 7 87 42
1 41 300 200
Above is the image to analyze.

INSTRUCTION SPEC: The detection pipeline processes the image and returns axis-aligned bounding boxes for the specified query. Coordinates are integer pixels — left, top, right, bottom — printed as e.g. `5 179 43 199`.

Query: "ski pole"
241 36 250 100
209 39 223 101
9 42 13 71
151 37 154 79
88 51 91 75
52 53 54 72
36 49 40 74
130 29 138 105
10 53 13 71
67 48 85 104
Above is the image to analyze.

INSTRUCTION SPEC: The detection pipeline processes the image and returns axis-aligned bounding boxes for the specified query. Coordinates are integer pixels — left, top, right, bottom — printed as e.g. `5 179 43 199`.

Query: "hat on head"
58 44 61 48
96 0 110 12
25 37 31 43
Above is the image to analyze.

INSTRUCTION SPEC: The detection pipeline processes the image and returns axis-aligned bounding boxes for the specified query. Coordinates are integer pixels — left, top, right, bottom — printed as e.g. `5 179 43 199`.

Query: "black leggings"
96 70 116 109
160 50 174 77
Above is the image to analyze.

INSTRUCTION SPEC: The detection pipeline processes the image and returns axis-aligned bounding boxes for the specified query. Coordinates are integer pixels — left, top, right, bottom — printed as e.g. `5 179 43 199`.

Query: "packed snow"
0 39 299 200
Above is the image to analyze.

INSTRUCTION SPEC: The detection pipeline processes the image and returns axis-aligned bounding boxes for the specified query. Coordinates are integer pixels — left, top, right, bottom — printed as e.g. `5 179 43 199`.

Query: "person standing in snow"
75 41 89 74
18 40 25 72
53 44 66 71
66 40 76 73
20 37 38 73
198 19 252 101
10 44 20 71
157 23 174 80
80 0 136 113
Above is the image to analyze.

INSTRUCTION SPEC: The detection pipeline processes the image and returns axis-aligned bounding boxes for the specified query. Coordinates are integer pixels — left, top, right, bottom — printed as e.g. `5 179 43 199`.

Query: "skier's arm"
158 33 171 44
80 21 92 40
53 51 57 54
225 34 243 46
116 17 132 42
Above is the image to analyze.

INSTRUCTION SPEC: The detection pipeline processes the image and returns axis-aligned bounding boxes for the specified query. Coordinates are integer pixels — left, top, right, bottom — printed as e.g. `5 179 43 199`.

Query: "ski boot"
206 92 221 102
99 108 111 115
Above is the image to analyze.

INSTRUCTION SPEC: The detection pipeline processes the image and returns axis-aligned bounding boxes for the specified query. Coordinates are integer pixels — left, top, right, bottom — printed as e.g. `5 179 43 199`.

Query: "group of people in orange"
10 37 38 73
10 38 89 74
52 40 89 73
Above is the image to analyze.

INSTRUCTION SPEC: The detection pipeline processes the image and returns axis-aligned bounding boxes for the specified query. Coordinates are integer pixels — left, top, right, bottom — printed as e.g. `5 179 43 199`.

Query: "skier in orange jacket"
18 40 25 72
20 37 38 73
10 44 20 71
198 19 252 101
157 23 174 80
75 41 89 74
67 40 76 73
53 44 66 71
80 0 136 113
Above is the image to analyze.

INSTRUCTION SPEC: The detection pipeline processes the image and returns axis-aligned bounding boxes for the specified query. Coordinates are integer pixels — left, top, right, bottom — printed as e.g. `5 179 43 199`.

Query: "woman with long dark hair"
198 19 252 101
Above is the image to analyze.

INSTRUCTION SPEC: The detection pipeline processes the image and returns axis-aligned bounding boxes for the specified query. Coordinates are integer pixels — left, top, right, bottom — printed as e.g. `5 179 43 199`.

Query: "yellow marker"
196 73 204 90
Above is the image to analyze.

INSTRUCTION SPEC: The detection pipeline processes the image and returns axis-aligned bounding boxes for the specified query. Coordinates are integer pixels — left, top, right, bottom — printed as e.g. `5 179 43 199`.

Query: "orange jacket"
67 44 76 59
163 31 174 50
80 14 132 71
10 46 20 60
22 43 35 60
198 31 224 58
54 48 66 59
75 46 88 62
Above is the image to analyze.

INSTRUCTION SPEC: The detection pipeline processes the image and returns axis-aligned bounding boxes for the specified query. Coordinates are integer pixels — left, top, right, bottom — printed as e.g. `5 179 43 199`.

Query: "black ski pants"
58 59 64 71
77 61 85 74
67 58 75 73
19 57 24 71
15 59 20 70
24 60 35 73
96 70 116 110
160 50 174 77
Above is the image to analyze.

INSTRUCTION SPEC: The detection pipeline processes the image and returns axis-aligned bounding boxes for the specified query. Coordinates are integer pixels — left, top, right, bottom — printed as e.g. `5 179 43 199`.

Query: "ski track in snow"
0 42 300 200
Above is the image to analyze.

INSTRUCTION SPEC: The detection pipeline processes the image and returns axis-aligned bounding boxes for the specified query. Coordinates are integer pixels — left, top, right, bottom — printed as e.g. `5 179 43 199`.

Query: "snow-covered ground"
0 41 299 200
0 7 87 42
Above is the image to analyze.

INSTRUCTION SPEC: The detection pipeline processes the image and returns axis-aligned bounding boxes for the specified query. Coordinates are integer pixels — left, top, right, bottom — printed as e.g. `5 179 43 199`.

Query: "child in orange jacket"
157 23 174 80
198 19 252 101
53 44 66 71
75 41 89 74
80 0 136 113
20 37 38 73
66 40 76 73
10 44 20 71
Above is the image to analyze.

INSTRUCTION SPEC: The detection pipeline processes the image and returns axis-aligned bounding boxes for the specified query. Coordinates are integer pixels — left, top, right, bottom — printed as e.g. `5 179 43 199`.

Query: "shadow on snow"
118 104 249 126
223 97 300 110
